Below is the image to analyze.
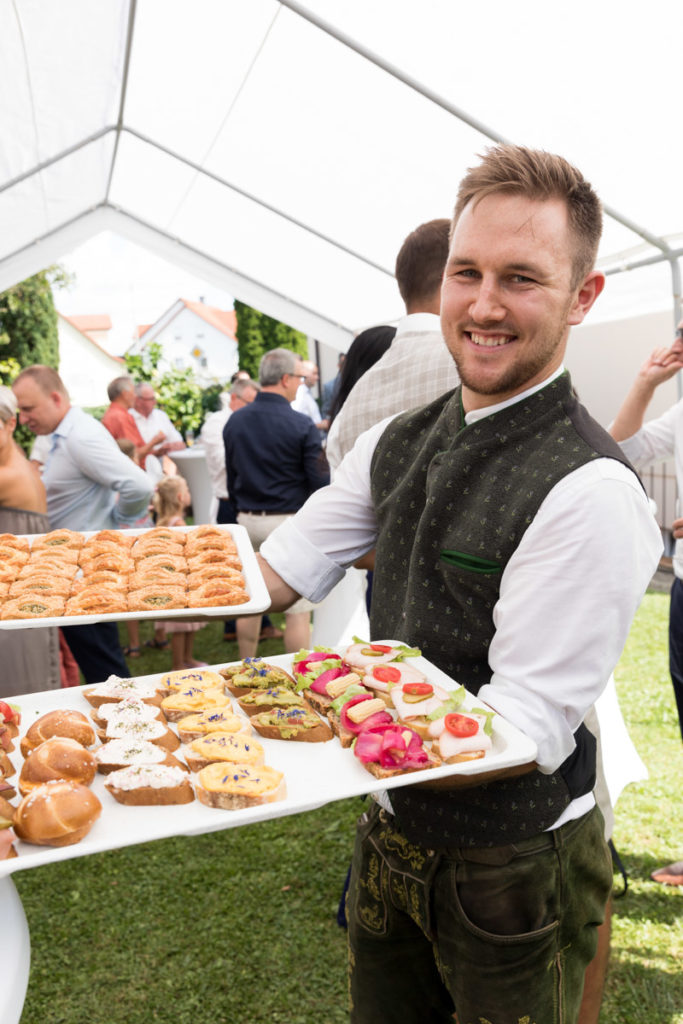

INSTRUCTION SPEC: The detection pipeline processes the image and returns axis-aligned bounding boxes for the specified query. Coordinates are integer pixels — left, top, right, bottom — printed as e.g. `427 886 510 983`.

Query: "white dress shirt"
199 407 231 500
43 407 153 530
262 369 662 817
291 384 322 425
616 397 683 578
324 312 459 470
130 406 184 445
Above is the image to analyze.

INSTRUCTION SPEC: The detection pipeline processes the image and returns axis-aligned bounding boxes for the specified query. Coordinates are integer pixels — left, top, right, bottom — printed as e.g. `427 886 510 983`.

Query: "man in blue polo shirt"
223 347 329 657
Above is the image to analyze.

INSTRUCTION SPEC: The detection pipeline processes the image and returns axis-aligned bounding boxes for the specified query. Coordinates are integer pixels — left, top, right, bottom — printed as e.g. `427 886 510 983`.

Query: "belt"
240 509 298 516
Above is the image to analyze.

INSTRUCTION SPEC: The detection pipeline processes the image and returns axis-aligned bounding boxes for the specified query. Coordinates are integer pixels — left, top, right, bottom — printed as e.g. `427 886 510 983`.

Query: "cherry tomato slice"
360 644 393 657
402 682 433 697
372 665 402 683
444 713 478 738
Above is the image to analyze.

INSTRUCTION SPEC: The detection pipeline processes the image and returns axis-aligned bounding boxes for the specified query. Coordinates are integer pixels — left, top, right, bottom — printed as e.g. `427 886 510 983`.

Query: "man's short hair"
0 385 17 422
452 144 603 288
13 365 69 399
134 381 155 398
230 377 260 399
258 348 298 386
107 376 135 401
395 218 451 309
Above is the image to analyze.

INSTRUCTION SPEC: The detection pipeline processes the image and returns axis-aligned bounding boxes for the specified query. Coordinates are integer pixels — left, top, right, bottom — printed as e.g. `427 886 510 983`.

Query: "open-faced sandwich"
249 707 333 743
176 709 251 744
183 731 264 772
427 708 494 763
220 657 297 697
160 686 231 722
83 674 162 708
389 681 465 740
104 764 195 805
327 690 394 748
236 685 312 718
156 667 226 698
195 762 285 810
353 722 440 779
343 639 421 673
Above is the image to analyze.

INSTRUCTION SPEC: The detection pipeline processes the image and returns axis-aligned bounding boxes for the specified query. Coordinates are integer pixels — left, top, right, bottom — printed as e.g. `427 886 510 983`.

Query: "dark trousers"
60 622 129 685
668 577 683 741
347 802 611 1024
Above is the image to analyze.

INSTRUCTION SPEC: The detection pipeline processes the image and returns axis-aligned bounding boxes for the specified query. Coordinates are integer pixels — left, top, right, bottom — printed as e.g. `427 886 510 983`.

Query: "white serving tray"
0 648 537 877
0 525 270 629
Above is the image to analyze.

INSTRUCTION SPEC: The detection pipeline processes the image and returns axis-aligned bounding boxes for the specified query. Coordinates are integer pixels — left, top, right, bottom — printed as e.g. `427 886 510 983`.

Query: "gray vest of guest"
369 372 640 848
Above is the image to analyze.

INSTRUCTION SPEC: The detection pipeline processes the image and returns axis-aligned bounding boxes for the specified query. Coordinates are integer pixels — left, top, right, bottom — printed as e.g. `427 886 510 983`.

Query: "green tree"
0 268 65 376
234 299 308 379
124 342 205 440
0 267 67 452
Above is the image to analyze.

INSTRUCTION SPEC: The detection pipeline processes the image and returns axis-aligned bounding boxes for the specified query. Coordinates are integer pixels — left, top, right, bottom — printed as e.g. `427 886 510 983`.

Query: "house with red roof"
129 299 238 383
57 313 124 406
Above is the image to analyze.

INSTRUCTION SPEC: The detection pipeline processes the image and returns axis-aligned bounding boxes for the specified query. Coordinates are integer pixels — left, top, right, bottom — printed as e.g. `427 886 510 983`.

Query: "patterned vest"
369 372 639 847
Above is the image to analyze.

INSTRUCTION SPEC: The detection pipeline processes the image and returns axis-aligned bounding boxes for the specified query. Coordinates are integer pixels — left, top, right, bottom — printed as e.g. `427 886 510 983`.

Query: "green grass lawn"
13 597 683 1024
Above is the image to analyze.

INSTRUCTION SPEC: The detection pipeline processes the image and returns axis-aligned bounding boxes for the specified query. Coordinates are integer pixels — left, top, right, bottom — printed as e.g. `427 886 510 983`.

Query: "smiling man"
252 146 662 1024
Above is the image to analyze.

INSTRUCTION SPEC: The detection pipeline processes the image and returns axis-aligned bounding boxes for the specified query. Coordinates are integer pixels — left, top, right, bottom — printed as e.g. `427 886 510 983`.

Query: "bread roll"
20 709 96 757
14 780 101 846
19 737 97 795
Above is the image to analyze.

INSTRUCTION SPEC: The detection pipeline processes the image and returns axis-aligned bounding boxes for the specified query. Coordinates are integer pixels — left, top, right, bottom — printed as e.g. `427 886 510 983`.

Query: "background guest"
0 385 60 695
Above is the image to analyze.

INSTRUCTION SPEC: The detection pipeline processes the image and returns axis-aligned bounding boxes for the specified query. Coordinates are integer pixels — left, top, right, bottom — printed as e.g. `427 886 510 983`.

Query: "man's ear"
567 270 605 327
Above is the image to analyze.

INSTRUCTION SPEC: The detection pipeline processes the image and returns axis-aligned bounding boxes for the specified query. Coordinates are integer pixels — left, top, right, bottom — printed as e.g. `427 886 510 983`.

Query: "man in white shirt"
254 146 662 1024
291 360 328 436
324 218 459 471
130 382 185 451
13 365 153 683
198 377 259 524
609 327 683 887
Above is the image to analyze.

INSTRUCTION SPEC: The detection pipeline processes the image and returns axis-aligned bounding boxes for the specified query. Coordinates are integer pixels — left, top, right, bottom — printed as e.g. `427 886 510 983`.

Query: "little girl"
152 476 206 670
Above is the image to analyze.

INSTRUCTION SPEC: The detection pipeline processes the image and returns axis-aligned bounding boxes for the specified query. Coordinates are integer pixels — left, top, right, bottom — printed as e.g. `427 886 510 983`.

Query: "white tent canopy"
2 0 683 349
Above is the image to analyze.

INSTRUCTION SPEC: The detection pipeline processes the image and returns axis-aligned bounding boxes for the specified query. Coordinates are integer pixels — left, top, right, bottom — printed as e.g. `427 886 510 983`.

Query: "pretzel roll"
19 737 97 795
14 781 102 847
1 595 65 619
20 710 97 758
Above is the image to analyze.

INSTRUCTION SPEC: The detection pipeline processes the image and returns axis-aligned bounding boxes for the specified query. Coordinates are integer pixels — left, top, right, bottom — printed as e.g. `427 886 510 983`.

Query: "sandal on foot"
123 646 141 658
145 638 169 650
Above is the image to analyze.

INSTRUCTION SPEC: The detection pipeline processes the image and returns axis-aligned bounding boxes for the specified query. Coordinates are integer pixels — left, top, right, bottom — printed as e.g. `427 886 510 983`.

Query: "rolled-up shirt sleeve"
260 419 387 601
